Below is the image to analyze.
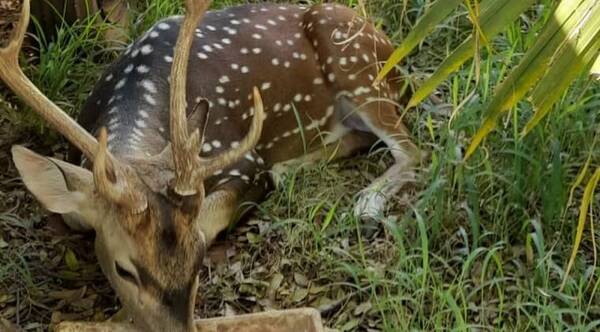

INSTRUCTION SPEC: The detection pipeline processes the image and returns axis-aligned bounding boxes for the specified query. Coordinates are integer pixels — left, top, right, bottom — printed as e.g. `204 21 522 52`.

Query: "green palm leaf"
372 0 462 86
407 0 536 109
523 12 600 135
591 52 600 79
377 0 600 298
465 0 597 158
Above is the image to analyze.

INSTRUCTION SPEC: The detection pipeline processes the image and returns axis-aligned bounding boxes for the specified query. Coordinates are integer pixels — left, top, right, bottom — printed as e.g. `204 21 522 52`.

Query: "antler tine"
94 128 148 213
0 0 146 212
194 87 265 180
0 0 97 161
170 0 212 196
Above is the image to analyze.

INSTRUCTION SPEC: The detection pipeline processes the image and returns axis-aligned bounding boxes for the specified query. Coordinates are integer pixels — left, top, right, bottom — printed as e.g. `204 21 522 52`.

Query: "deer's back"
76 3 399 167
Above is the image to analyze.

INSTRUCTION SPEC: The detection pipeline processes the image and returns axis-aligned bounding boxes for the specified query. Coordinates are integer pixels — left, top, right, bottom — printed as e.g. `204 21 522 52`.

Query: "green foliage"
378 0 600 299
376 0 600 154
406 0 536 109
592 53 600 78
2 12 117 137
1 0 599 330
373 0 462 86
467 0 600 157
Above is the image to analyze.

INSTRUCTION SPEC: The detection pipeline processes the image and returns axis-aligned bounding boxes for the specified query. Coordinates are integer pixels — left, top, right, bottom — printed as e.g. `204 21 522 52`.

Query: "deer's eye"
115 262 138 285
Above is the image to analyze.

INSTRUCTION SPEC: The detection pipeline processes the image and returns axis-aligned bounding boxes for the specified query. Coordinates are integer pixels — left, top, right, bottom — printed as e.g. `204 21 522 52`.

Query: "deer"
0 0 422 331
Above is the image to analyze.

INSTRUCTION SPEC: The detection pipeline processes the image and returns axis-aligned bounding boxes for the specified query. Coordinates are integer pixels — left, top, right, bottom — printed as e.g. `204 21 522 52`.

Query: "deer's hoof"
269 163 289 189
353 189 387 220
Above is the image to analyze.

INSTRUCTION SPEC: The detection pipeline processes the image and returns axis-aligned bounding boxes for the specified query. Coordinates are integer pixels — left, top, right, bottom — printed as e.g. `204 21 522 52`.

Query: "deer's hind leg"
343 97 422 219
303 3 423 218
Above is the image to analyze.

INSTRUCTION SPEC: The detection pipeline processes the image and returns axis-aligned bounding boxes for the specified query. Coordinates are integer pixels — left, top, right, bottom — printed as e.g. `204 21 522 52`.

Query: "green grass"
1 0 599 331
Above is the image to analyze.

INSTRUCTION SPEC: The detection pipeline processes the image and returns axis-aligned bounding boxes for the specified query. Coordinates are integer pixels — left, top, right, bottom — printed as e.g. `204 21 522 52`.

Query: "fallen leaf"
64 249 79 271
291 288 308 303
340 319 360 331
224 303 237 317
246 232 260 244
48 287 86 301
353 301 372 316
267 273 284 300
293 272 309 287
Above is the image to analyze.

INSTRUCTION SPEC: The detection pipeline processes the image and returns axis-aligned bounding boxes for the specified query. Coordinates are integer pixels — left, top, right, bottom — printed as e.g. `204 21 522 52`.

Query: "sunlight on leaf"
465 0 596 159
591 52 600 79
523 4 600 135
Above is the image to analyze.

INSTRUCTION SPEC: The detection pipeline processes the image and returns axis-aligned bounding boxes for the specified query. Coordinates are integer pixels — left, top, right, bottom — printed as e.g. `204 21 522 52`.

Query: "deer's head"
1 0 264 330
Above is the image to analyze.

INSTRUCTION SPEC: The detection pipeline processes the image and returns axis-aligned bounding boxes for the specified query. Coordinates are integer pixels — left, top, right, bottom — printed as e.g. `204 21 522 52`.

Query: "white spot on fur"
144 94 156 105
115 78 126 90
141 80 157 93
140 44 153 55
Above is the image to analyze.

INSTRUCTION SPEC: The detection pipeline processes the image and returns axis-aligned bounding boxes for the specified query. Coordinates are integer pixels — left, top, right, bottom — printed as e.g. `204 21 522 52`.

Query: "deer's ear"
11 145 95 215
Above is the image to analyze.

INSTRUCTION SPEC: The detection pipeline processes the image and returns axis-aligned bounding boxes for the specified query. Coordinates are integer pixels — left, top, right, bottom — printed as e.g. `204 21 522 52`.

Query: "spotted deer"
1 0 422 330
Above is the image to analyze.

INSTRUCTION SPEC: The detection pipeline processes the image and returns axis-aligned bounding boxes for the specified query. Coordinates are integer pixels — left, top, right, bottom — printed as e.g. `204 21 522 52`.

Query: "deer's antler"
94 128 148 212
169 0 265 196
0 0 146 212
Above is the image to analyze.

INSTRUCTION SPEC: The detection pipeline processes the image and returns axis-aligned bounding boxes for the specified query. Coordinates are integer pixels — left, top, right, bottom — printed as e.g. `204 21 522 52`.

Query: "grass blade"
373 0 462 85
463 0 489 48
560 166 600 291
566 134 597 210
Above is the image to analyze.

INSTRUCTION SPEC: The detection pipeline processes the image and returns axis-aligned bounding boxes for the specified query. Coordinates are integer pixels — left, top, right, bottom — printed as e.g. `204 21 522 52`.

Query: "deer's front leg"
200 165 271 244
197 189 239 244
